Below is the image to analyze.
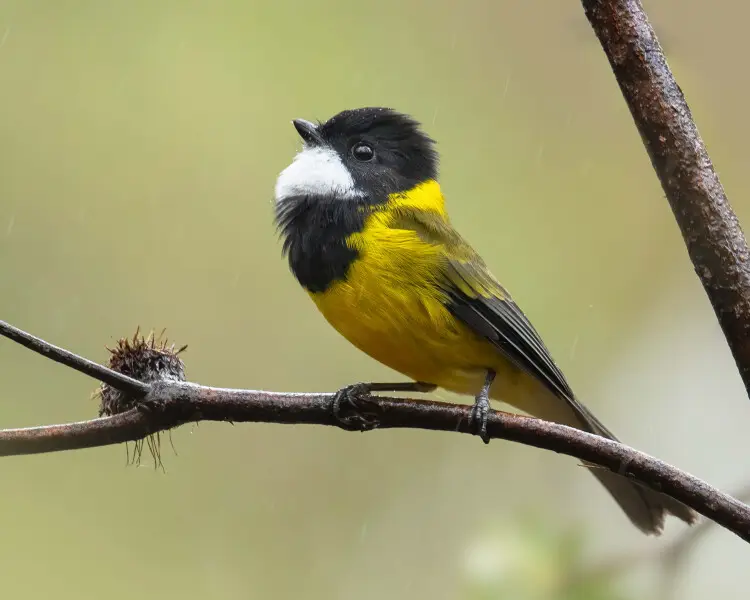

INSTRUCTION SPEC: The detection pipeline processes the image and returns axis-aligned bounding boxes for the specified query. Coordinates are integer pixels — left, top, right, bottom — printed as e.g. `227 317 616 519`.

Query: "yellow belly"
309 237 517 397
311 265 572 426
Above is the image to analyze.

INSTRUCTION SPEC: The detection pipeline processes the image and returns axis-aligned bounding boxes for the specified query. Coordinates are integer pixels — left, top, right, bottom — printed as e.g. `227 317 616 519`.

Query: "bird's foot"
332 382 380 431
468 370 496 444
332 381 437 431
469 394 491 444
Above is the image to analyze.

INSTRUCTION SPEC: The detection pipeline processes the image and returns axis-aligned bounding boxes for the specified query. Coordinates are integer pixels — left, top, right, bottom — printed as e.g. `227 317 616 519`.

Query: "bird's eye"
351 143 374 162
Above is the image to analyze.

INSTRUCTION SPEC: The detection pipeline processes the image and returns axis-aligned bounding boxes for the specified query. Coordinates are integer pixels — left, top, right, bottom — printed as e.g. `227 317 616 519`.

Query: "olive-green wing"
392 210 699 531
395 210 575 402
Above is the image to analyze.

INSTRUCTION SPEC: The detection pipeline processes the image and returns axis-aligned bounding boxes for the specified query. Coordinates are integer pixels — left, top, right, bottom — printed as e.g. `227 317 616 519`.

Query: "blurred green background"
1 1 749 598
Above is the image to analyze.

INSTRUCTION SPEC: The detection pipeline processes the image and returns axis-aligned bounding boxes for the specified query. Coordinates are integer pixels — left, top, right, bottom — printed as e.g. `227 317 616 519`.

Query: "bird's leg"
469 369 496 444
332 381 437 431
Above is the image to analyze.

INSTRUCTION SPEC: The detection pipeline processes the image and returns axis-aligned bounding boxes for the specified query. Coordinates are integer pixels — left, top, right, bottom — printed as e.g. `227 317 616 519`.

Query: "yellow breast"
309 181 497 393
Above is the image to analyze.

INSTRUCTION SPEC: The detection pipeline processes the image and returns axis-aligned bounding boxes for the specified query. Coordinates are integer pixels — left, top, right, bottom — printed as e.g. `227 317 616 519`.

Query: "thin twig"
1 323 750 543
0 320 149 397
582 0 750 395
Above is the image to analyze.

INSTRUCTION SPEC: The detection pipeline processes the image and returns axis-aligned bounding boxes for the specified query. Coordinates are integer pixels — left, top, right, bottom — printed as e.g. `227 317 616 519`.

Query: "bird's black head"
275 107 438 204
314 107 438 195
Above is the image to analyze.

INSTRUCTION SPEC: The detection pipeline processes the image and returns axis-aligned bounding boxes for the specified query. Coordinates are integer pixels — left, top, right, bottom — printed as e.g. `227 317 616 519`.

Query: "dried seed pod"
95 327 187 417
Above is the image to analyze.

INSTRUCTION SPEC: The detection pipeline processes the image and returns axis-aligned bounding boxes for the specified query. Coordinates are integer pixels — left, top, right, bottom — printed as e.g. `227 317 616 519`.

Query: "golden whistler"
274 107 696 534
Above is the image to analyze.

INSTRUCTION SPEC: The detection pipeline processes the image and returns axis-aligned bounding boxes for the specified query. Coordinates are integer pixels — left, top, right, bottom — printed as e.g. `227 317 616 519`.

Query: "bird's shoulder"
387 207 504 295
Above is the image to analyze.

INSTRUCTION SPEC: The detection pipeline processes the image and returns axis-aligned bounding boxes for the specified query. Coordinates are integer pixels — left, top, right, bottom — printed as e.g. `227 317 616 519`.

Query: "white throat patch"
274 146 360 203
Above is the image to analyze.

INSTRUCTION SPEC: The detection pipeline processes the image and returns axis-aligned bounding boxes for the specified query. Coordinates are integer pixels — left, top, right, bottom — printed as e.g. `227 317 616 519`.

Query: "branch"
1 321 750 544
0 320 148 397
582 1 750 395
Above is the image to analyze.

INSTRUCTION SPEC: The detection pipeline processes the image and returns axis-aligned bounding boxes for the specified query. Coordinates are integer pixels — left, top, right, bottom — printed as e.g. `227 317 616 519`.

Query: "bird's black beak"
292 119 323 146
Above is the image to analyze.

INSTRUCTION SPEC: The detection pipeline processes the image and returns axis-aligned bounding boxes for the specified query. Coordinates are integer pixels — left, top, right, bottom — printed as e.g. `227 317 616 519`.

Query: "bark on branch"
583 0 750 393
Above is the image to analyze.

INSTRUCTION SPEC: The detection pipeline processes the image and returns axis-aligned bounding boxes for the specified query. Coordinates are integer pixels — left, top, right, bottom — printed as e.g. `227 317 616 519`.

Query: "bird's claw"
469 394 491 444
332 382 380 431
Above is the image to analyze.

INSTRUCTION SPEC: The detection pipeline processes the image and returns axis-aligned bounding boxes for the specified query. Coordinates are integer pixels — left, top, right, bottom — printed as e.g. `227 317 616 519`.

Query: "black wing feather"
393 208 575 403
390 209 700 529
444 263 575 402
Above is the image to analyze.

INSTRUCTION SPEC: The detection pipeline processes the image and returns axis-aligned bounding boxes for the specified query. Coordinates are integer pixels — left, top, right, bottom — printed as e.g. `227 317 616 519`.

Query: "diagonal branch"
582 0 750 395
1 321 750 544
0 320 148 396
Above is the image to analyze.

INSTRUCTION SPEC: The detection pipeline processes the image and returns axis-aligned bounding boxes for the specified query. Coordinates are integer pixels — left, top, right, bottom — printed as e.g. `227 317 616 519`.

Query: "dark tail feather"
572 402 698 534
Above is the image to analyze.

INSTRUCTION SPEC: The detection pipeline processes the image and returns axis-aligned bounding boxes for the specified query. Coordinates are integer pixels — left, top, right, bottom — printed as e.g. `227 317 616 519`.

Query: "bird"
273 106 697 535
